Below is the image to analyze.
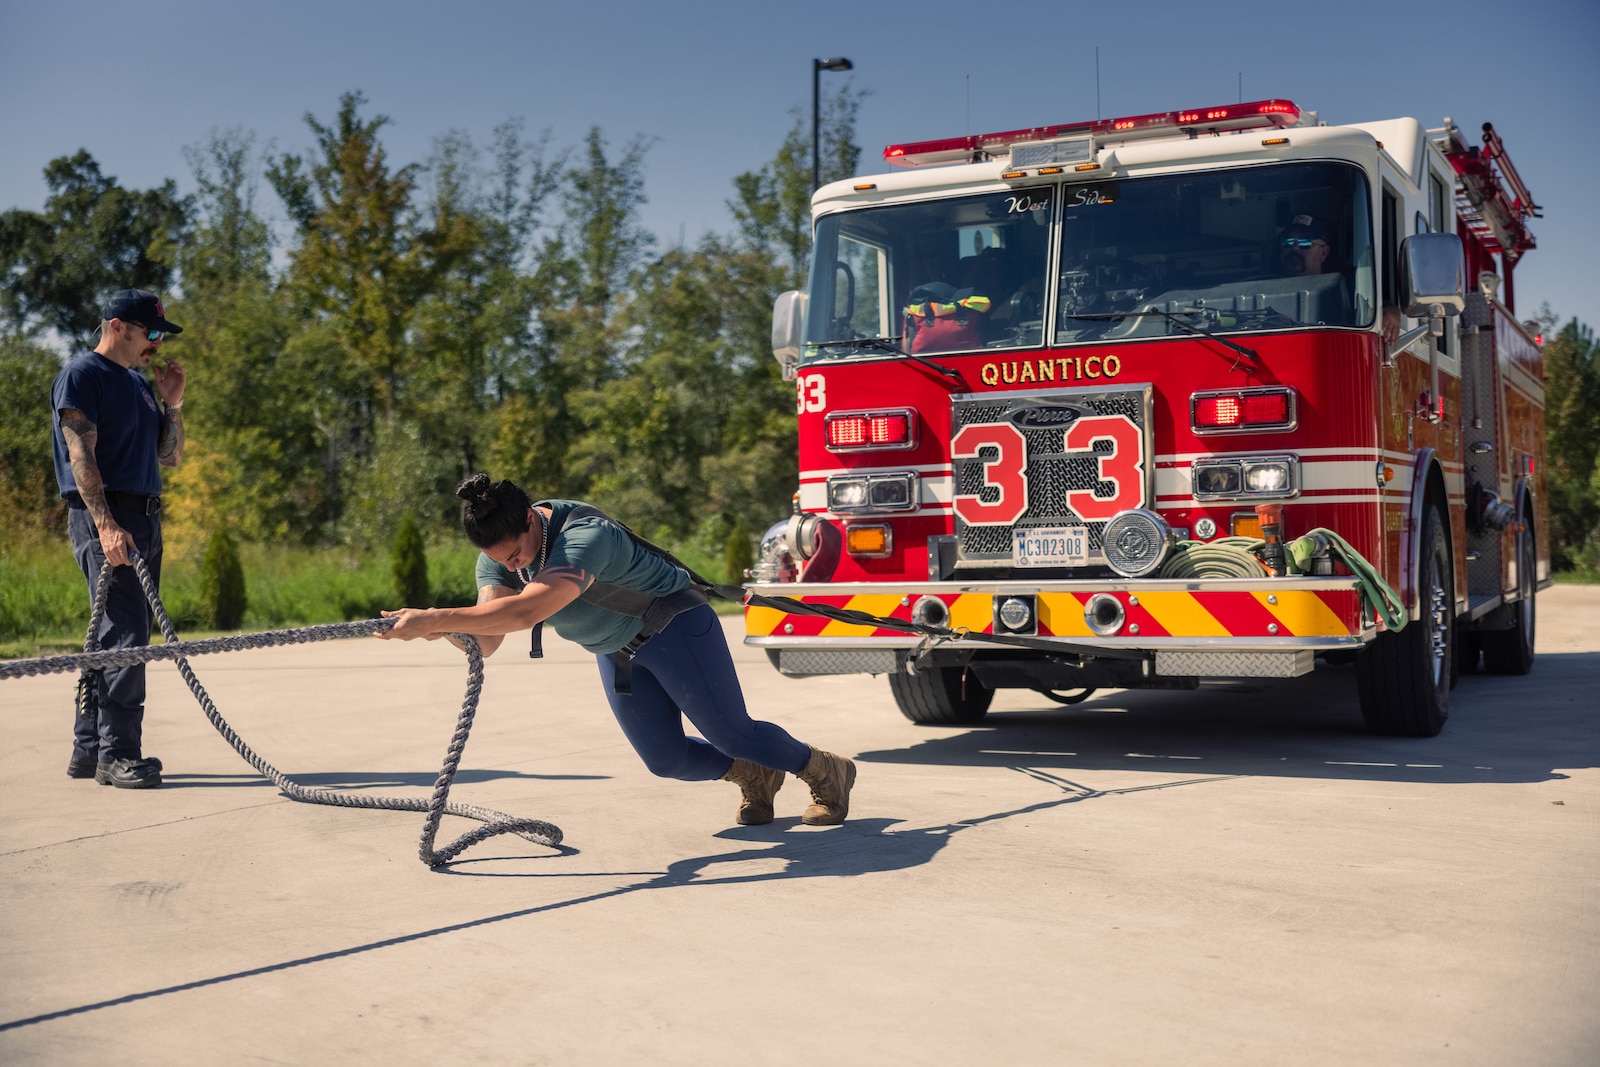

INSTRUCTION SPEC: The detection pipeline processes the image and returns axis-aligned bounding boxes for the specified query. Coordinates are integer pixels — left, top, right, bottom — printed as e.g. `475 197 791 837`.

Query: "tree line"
0 87 865 570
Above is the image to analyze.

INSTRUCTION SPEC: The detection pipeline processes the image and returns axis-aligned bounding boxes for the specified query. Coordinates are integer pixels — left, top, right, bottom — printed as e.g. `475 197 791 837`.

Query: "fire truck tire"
888 666 994 725
1481 528 1536 675
1356 504 1453 737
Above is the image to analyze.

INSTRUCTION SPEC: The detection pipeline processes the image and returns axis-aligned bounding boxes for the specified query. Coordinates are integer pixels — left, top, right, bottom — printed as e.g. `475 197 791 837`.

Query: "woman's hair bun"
455 473 492 503
456 473 531 548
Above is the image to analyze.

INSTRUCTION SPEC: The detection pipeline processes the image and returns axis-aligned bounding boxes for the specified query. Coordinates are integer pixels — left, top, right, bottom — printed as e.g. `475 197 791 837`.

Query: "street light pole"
812 57 853 192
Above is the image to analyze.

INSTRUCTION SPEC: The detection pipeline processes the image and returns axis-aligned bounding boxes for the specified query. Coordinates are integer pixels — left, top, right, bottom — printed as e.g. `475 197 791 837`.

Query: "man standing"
52 289 186 789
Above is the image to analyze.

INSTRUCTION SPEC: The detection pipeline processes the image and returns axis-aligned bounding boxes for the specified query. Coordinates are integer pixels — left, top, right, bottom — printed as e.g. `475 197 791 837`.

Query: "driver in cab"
1279 214 1399 342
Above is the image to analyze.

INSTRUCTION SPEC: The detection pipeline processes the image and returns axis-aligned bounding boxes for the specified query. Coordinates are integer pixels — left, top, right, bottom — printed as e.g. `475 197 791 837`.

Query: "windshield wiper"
1062 309 1260 365
810 336 967 385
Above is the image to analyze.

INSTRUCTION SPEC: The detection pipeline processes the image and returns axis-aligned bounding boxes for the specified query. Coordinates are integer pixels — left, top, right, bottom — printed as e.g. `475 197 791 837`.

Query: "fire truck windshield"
1055 161 1375 342
804 187 1056 361
799 161 1375 366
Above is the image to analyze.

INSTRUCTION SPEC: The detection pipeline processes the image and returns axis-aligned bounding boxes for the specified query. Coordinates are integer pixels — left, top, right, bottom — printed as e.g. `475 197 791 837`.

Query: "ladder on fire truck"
1434 119 1542 267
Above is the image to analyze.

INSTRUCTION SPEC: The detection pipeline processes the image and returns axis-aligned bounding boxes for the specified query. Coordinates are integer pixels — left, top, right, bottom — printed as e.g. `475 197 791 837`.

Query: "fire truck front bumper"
743 578 1372 681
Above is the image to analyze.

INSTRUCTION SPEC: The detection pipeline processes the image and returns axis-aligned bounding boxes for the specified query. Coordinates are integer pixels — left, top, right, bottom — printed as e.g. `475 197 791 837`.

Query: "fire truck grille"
950 385 1153 563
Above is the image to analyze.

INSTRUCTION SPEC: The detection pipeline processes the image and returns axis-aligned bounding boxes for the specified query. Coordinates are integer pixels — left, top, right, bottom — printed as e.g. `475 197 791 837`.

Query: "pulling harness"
519 505 746 694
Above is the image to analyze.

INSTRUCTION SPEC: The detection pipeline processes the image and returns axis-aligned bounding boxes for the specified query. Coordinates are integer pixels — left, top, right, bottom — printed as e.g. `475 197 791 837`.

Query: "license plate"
1012 526 1089 568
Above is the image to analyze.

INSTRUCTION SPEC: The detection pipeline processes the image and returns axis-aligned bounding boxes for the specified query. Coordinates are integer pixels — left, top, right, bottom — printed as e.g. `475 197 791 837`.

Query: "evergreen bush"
723 514 753 585
200 528 248 630
393 512 431 607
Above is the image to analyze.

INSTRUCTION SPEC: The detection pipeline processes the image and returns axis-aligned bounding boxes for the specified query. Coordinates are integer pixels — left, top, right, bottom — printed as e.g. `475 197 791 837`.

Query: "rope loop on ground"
3 553 562 866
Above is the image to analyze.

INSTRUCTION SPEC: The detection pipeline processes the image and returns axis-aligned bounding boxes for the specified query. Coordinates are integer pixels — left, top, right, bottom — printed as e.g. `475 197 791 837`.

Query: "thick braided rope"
5 555 562 865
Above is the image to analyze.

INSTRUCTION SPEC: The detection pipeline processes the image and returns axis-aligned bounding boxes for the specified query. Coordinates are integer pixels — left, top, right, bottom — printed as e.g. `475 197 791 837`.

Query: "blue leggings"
596 604 810 781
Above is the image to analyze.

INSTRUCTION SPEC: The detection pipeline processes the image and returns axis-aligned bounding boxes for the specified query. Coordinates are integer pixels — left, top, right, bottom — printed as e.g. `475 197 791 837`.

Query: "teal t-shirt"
474 500 690 654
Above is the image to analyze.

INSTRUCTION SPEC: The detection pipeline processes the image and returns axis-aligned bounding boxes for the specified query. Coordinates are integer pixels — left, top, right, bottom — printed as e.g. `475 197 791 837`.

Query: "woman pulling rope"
377 474 857 828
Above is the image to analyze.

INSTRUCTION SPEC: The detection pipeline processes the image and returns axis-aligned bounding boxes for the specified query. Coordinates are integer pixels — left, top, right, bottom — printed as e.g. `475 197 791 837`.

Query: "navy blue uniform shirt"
51 351 164 498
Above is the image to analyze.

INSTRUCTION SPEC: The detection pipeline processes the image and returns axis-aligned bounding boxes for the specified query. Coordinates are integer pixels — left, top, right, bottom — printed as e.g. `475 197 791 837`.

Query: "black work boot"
68 753 99 779
95 757 163 789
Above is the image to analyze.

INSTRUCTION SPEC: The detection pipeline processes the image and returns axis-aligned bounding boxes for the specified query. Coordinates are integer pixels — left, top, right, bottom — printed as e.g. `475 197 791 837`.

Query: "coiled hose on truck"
1157 530 1406 631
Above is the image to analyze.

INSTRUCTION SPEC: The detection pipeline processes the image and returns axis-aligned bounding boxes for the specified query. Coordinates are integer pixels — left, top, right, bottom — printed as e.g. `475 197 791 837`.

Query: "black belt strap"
67 491 162 516
604 586 709 694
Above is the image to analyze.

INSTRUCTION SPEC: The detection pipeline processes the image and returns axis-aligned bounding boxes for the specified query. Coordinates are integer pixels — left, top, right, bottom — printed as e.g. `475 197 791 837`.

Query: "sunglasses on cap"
1279 236 1325 249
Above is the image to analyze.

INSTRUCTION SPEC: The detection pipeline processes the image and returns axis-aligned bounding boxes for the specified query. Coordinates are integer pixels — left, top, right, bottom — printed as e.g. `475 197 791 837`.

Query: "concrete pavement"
1 586 1596 1065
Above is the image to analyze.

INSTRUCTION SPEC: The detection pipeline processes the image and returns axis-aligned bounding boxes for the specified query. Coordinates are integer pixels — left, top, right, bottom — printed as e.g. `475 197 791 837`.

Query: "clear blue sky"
3 0 1596 330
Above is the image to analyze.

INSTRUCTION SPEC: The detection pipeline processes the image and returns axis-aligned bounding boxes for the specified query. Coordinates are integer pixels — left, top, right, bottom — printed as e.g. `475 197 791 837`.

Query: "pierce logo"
1008 405 1083 430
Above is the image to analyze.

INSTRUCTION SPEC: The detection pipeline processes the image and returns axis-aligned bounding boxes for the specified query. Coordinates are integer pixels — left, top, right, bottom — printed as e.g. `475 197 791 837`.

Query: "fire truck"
746 98 1548 737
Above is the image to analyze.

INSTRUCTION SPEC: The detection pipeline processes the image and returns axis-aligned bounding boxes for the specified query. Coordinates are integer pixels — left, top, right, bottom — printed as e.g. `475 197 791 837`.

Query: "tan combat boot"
797 747 857 826
722 759 785 825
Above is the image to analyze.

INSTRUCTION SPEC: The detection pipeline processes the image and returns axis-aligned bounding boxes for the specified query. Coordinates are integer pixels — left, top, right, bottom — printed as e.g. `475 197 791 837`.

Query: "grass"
0 537 483 657
0 531 745 658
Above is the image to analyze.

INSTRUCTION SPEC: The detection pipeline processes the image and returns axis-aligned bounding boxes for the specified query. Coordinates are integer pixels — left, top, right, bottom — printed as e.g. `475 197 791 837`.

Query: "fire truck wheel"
1481 526 1537 675
888 665 994 725
1356 504 1453 737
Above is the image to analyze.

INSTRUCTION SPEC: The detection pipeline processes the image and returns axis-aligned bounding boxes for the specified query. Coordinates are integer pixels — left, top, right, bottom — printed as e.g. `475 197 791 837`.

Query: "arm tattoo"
157 407 184 466
59 409 115 529
537 565 596 593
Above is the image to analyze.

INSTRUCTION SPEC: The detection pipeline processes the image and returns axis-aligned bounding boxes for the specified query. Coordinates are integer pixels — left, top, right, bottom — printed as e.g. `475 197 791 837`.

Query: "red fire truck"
747 98 1547 737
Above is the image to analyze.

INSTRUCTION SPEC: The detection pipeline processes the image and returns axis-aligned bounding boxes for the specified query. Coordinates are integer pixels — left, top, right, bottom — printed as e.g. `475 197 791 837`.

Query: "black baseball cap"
1281 214 1327 240
102 289 182 334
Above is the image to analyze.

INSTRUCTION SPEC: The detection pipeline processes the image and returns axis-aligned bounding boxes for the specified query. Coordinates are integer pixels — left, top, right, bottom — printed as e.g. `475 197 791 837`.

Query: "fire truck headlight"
869 476 913 508
828 477 869 510
1243 459 1293 495
1102 509 1173 577
827 472 918 513
1193 461 1242 497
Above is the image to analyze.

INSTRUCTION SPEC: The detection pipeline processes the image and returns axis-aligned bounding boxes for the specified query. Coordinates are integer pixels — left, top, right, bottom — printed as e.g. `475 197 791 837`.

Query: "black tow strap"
739 591 1146 665
526 504 1143 694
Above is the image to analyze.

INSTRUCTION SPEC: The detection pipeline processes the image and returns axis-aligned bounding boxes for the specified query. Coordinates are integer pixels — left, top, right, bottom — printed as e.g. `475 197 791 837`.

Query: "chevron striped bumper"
743 578 1369 650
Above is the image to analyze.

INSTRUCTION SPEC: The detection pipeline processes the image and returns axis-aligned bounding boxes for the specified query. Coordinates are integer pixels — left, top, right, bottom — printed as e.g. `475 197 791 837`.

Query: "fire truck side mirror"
772 290 807 381
1398 233 1466 319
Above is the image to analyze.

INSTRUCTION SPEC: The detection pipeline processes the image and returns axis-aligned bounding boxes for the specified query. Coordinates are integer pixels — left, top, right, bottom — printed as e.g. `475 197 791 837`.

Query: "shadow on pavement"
0 768 1207 1033
855 651 1599 786
158 769 607 789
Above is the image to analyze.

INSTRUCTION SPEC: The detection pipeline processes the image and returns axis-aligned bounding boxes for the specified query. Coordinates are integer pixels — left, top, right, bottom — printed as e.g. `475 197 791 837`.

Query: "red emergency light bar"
884 99 1302 168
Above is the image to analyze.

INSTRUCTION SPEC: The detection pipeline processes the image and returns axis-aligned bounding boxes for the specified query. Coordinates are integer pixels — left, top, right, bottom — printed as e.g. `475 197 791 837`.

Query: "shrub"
393 511 430 607
723 513 753 585
199 528 247 629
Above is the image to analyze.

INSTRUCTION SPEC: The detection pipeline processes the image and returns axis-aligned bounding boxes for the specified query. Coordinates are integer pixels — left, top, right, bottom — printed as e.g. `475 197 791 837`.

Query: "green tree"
1543 317 1600 570
199 527 248 629
267 90 423 530
407 121 561 506
392 510 430 607
723 512 753 584
165 130 322 544
0 151 189 347
496 128 655 500
0 335 64 533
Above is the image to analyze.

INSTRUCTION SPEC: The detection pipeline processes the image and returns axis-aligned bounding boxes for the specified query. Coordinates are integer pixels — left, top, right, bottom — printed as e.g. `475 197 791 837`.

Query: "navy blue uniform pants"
68 503 162 763
596 604 809 781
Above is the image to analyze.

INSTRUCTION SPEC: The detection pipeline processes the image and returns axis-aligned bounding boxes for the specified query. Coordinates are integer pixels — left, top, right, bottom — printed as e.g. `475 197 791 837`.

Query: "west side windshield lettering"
1068 183 1120 207
1068 185 1117 207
